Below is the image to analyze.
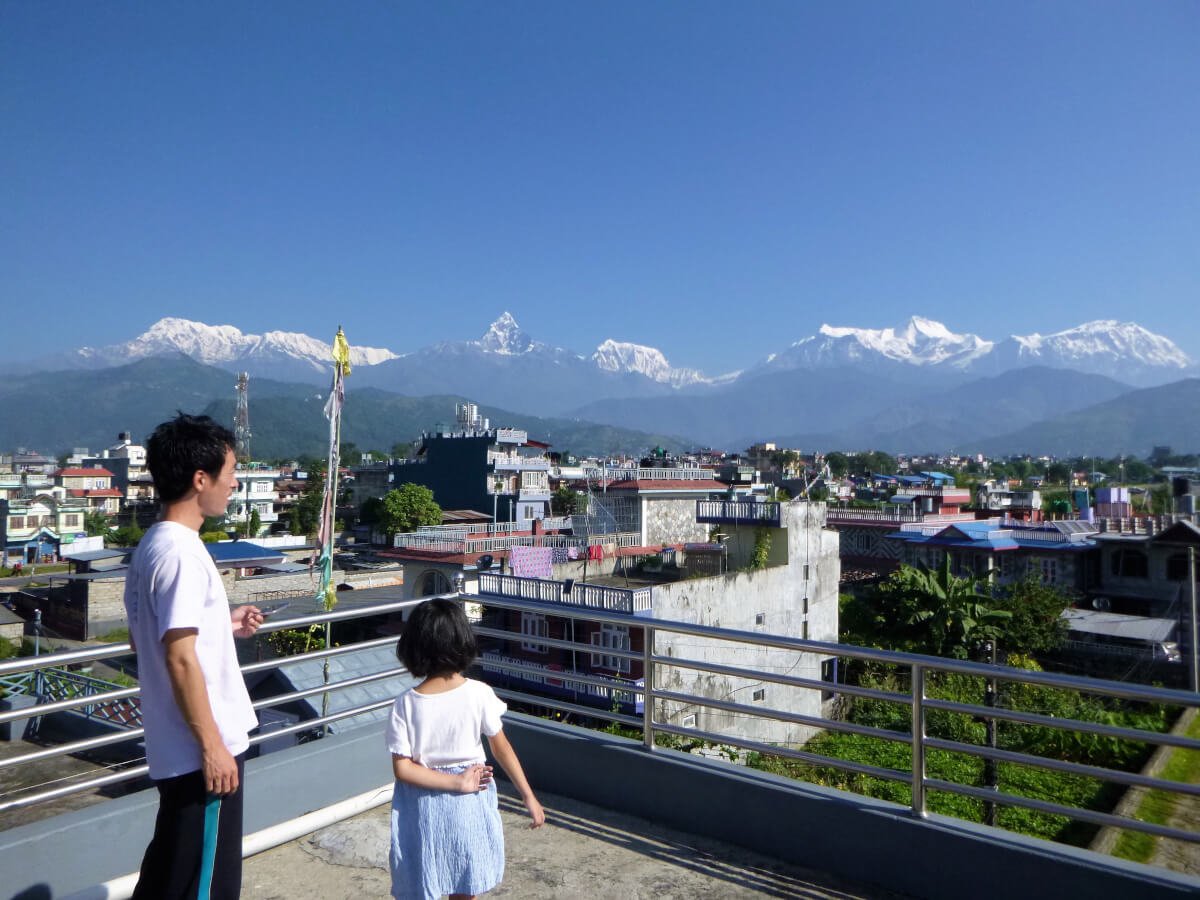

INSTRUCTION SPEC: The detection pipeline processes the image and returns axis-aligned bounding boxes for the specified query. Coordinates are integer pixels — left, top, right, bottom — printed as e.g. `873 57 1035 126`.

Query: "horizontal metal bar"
649 721 909 785
0 697 401 815
924 778 1200 845
0 684 140 725
475 595 1200 708
478 658 639 694
924 696 1200 753
924 736 1200 797
0 761 151 815
240 634 400 675
0 725 146 773
651 652 905 706
653 687 911 745
473 625 641 663
492 687 644 730
250 667 405 713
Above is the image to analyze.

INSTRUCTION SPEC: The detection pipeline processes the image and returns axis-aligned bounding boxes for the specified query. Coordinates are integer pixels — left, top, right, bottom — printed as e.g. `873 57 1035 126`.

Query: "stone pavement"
243 786 909 899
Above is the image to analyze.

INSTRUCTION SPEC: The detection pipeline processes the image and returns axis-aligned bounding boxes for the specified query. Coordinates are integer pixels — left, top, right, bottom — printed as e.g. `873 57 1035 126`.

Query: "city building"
388 402 553 525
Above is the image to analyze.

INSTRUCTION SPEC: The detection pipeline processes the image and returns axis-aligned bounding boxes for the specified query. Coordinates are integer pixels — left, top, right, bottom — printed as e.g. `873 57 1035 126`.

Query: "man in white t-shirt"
124 414 264 900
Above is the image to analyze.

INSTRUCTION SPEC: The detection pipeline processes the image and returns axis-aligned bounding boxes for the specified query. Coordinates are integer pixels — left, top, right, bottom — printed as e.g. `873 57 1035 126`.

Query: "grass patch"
1111 712 1200 863
98 627 130 643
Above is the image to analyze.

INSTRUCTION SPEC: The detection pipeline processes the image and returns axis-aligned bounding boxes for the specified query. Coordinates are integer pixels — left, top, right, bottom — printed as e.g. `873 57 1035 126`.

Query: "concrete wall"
642 496 709 546
648 501 839 746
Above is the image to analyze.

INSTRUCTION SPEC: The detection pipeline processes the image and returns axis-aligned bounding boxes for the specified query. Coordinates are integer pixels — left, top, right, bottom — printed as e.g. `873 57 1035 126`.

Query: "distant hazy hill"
770 367 1134 454
971 378 1200 457
0 356 691 459
0 354 313 452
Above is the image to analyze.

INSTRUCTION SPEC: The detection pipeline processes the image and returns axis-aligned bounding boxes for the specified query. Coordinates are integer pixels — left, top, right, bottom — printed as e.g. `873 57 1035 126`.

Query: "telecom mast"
234 372 251 463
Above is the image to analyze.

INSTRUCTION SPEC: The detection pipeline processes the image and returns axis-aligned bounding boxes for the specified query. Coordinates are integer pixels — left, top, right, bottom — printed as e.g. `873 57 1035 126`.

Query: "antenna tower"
234 372 251 463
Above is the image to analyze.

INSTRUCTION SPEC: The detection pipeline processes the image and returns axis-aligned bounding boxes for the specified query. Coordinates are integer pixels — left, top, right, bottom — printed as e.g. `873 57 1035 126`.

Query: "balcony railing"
695 500 782 526
585 467 715 482
2 593 1198 875
478 572 653 613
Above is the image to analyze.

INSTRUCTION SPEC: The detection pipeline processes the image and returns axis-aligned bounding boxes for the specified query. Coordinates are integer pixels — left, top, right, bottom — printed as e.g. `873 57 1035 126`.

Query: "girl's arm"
392 755 492 794
486 729 546 827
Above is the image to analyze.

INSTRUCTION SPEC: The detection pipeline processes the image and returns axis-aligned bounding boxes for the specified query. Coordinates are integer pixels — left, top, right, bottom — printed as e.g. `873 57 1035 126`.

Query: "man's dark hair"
146 413 237 505
396 598 478 678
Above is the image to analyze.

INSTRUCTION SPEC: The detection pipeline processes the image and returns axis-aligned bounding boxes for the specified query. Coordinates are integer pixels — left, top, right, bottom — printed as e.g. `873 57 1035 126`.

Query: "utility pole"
983 640 998 827
1190 547 1198 694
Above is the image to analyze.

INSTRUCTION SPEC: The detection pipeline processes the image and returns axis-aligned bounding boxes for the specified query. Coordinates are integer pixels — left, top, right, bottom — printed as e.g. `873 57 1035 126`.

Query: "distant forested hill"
1 356 691 459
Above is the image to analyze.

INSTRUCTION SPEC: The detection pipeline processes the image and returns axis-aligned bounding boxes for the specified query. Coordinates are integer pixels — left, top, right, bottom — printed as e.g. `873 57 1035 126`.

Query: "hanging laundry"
510 545 554 579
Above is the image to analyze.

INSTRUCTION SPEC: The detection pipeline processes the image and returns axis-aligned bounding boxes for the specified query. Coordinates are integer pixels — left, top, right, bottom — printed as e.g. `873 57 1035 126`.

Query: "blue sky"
3 3 1197 374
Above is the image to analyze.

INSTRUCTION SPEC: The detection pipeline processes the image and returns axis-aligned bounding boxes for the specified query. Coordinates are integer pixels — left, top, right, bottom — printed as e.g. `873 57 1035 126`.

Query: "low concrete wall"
2 715 1197 899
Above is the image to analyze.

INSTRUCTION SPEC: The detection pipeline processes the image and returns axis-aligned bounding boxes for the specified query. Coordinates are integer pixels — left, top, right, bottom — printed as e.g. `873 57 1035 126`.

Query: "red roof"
68 488 123 497
57 467 115 478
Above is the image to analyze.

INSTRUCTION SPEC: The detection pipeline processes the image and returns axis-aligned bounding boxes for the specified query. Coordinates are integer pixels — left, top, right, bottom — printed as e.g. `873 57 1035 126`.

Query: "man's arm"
163 628 239 795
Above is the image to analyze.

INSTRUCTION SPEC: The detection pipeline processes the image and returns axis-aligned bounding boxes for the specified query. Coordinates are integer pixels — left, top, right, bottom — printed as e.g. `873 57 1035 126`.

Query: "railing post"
911 663 927 818
643 623 655 751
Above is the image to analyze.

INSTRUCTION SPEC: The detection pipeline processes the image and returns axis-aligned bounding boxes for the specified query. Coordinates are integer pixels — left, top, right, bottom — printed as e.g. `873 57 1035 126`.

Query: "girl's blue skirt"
389 768 505 899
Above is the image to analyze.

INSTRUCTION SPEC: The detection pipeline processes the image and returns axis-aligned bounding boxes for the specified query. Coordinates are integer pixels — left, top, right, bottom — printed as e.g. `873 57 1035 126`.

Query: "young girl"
386 598 545 900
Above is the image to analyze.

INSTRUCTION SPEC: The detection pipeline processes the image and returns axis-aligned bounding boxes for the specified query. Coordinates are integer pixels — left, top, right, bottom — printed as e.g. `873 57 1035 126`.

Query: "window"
998 553 1016 580
1111 549 1149 579
803 564 810 580
63 514 80 528
9 516 24 529
755 612 765 626
752 688 766 702
590 624 630 673
1166 553 1192 582
1039 557 1058 585
520 613 549 654
821 657 839 701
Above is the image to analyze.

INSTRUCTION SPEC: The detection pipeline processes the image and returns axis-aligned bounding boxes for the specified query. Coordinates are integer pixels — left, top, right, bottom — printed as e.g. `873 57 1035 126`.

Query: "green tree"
359 496 386 526
551 484 581 517
110 523 144 547
243 508 262 538
1046 462 1071 485
380 484 442 538
844 559 1011 659
83 510 110 537
292 467 325 537
994 576 1071 654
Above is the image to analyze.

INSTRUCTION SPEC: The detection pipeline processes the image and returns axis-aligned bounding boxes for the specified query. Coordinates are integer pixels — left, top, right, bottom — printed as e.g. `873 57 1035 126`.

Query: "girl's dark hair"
397 598 478 678
146 412 237 504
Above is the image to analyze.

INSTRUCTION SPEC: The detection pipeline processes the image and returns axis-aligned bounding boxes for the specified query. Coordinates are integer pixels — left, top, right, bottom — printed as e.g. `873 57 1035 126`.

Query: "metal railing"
696 500 782 526
478 572 653 613
1 594 1198 853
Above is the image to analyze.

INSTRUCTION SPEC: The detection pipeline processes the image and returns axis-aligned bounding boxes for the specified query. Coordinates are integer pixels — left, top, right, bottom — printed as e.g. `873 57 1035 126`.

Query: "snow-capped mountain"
474 311 539 356
73 317 399 379
762 316 994 372
990 320 1194 384
757 316 1193 388
591 339 709 387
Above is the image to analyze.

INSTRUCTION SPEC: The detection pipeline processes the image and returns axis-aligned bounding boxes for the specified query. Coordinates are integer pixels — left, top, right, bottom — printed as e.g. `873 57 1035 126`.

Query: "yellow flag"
332 327 352 376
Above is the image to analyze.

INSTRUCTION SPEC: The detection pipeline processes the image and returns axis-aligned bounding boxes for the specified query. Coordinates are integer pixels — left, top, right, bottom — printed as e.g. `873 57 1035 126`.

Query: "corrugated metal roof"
207 541 286 565
1061 608 1176 642
274 645 415 732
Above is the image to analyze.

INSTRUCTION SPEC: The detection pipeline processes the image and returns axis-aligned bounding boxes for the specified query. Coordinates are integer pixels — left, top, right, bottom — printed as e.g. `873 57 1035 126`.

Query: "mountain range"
9 314 1199 458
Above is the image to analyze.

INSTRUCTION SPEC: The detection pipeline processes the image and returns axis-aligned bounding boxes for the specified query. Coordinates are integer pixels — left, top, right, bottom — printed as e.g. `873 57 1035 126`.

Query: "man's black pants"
132 754 245 900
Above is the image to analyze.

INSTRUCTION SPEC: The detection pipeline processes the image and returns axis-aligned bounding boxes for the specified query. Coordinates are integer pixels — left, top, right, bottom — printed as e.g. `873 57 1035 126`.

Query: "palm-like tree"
883 558 1011 659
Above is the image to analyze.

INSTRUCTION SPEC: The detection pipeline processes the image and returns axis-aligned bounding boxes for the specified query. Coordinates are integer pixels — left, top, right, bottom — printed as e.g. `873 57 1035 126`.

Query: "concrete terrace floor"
243 785 910 900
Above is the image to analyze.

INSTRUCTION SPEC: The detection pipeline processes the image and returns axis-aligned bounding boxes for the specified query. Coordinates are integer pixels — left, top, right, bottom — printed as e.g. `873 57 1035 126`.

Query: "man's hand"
202 742 240 795
231 605 264 638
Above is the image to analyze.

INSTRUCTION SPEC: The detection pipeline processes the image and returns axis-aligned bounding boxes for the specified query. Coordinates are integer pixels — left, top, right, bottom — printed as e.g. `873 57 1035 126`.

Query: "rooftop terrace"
2 592 1199 899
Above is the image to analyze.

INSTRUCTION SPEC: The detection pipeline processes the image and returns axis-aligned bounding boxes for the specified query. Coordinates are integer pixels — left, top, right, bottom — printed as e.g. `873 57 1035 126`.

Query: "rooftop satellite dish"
476 554 494 571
